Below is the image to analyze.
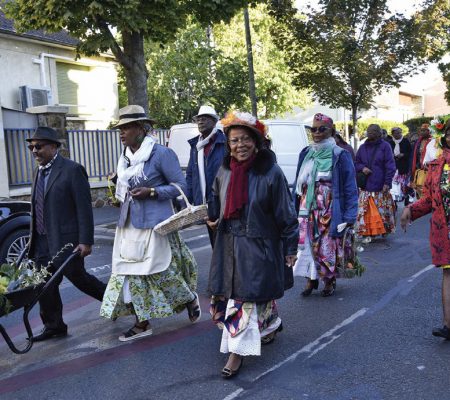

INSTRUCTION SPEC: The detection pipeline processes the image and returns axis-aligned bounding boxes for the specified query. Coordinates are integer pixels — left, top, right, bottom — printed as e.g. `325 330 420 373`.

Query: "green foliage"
269 0 450 135
335 118 408 139
144 4 311 127
402 116 433 134
213 4 311 119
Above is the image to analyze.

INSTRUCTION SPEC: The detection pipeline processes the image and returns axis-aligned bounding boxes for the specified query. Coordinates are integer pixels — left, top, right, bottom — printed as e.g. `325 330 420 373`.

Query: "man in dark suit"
26 127 106 341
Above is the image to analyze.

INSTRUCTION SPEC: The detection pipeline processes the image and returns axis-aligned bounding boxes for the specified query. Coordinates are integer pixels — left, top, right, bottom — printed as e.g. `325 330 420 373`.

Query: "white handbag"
153 183 208 235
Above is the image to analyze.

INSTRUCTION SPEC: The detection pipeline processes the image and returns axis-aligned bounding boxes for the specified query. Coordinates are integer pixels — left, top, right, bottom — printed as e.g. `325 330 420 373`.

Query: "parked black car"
0 201 31 264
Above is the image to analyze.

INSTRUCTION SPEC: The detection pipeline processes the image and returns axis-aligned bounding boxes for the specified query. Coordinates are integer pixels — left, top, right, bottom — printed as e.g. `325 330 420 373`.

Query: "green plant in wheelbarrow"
0 243 73 315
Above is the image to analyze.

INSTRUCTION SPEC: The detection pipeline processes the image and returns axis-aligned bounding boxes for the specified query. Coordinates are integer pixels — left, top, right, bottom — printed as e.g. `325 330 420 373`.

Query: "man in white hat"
186 105 226 247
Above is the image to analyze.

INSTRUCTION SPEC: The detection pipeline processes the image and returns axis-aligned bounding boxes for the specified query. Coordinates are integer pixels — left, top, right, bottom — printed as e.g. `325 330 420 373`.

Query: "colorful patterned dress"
356 190 396 237
294 174 344 282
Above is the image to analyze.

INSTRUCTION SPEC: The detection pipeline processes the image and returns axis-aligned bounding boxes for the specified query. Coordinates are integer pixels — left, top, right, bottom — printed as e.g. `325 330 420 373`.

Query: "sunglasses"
309 126 329 133
27 142 51 151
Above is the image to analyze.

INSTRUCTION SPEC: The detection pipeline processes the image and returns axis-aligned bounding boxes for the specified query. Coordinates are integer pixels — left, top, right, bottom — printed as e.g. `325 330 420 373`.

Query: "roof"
0 10 79 47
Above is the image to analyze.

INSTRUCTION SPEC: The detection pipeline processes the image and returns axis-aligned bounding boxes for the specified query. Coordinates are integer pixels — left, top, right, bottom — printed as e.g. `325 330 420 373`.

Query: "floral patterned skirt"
296 180 344 282
100 232 198 322
391 171 410 202
356 190 396 237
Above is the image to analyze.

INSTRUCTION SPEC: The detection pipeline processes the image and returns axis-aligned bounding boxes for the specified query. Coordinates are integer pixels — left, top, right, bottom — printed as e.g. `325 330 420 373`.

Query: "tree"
269 0 450 137
142 4 310 126
144 21 249 127
2 0 254 114
214 4 311 119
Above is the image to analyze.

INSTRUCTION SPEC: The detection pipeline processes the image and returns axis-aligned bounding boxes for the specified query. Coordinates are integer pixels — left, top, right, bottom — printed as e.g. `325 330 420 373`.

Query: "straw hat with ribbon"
113 105 155 128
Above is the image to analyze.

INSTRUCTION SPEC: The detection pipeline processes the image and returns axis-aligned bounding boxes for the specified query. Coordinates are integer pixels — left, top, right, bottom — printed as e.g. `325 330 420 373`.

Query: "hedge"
402 116 433 134
335 118 408 139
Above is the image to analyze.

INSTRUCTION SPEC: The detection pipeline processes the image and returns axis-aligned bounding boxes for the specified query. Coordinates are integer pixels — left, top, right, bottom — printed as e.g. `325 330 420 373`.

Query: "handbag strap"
169 182 192 207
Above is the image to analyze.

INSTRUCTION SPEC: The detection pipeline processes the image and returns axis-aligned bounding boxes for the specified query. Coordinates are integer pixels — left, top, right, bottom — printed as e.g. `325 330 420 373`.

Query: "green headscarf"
297 143 334 216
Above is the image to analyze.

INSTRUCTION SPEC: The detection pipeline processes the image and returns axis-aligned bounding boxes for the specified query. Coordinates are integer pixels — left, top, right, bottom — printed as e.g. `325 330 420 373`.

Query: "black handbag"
357 143 380 190
356 172 367 189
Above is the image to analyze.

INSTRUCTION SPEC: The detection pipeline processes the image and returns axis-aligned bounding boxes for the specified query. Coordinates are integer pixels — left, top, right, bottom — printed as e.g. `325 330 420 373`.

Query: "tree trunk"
121 31 149 114
351 104 358 150
244 8 257 117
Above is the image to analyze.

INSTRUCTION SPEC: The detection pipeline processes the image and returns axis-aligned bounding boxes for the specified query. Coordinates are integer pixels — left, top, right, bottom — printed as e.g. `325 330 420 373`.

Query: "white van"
264 120 309 187
168 120 309 185
167 123 199 170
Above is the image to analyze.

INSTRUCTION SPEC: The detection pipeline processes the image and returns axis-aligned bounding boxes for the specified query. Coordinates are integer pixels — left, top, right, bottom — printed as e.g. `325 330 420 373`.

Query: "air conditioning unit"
19 86 53 111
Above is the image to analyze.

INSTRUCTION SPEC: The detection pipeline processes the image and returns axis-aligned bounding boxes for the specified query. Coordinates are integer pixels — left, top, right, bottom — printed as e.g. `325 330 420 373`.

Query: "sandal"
261 323 283 345
118 322 153 342
221 357 244 379
187 292 202 323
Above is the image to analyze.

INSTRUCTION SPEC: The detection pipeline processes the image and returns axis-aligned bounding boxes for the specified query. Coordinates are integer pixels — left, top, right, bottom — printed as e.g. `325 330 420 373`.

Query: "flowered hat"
430 115 450 149
221 111 267 138
313 113 333 127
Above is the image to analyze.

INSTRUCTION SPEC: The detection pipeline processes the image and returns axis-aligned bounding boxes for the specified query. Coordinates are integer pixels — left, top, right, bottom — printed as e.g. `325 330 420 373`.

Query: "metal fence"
4 128 169 186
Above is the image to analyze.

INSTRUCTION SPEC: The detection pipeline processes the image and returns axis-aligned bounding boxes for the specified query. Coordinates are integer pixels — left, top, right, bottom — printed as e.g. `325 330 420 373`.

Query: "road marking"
223 308 369 400
222 263 437 400
192 245 211 253
407 264 434 282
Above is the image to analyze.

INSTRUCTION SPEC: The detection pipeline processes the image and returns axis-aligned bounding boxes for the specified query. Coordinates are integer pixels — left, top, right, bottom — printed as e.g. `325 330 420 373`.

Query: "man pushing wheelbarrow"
22 127 106 343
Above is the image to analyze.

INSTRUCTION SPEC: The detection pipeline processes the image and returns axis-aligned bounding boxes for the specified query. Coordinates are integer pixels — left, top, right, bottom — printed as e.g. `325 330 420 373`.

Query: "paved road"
0 207 448 400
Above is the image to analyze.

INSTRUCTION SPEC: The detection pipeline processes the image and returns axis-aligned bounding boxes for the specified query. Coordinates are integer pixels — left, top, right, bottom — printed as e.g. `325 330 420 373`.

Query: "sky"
295 0 425 15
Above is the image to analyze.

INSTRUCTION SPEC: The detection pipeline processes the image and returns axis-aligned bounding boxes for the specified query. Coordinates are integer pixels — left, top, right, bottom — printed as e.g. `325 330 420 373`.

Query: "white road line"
407 264 434 282
222 263 437 400
192 245 211 253
184 234 209 243
223 307 369 400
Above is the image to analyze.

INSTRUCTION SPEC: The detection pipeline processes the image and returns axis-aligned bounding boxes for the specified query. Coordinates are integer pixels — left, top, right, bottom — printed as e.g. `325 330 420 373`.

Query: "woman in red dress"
401 119 450 339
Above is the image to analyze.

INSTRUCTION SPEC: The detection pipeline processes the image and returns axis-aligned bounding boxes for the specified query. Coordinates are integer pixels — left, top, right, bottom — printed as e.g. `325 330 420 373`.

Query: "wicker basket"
153 183 208 235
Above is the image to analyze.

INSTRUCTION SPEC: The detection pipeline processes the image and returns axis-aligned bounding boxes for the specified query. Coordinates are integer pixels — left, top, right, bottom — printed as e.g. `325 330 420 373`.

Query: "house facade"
0 11 120 199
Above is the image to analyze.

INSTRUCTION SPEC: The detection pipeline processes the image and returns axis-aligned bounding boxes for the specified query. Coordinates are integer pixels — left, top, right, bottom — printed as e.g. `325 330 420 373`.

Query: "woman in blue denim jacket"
100 105 200 341
292 113 358 297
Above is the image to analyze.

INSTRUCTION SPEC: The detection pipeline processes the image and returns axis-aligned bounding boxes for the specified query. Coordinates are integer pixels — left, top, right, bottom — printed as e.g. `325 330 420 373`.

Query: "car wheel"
0 229 30 264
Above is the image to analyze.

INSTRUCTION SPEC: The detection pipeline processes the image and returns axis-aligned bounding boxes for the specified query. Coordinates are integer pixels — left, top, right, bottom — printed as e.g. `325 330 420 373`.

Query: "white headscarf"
392 136 403 156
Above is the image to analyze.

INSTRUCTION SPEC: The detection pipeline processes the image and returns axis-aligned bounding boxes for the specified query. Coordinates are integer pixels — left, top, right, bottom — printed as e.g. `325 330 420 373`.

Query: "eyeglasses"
27 143 51 151
228 136 254 146
309 126 329 133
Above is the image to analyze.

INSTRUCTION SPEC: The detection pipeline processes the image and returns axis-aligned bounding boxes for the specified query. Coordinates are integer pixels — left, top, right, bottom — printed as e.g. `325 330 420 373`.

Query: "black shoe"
301 279 319 297
33 327 68 342
432 325 450 340
261 323 283 345
321 279 336 297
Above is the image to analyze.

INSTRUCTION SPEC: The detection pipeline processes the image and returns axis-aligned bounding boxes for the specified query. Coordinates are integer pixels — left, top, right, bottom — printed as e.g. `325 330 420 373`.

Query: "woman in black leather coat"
207 111 298 378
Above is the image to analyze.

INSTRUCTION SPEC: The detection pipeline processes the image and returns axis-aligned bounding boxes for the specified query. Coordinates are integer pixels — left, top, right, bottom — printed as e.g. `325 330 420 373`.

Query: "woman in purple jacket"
355 124 396 242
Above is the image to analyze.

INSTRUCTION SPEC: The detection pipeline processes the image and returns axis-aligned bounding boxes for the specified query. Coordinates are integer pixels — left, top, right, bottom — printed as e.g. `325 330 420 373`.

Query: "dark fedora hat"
26 127 62 146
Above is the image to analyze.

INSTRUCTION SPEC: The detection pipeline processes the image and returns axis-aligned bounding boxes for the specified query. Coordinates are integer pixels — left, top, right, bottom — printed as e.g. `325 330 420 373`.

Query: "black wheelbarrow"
0 249 80 354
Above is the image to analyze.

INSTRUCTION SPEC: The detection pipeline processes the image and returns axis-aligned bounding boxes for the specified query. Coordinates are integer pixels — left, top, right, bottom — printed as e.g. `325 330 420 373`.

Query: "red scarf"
223 154 256 219
411 136 431 176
